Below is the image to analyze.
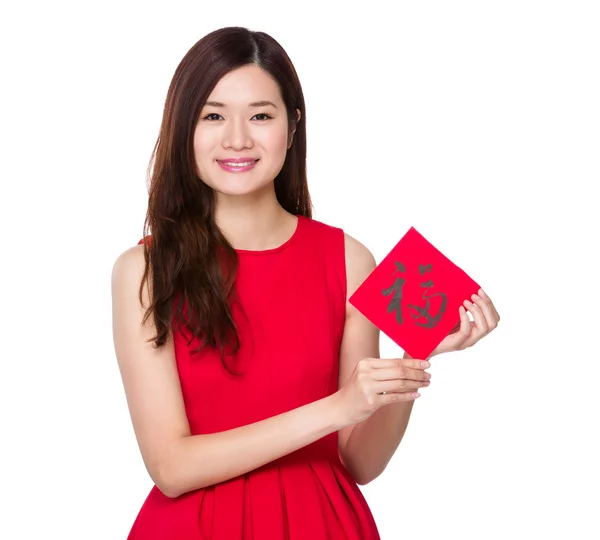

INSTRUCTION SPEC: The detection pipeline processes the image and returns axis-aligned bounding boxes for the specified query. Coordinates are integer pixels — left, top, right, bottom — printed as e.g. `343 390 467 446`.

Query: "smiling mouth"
218 159 259 167
217 159 259 172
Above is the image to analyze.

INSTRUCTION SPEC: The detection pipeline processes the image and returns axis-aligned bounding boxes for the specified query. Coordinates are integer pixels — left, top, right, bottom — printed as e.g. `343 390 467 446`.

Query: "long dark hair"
139 27 312 374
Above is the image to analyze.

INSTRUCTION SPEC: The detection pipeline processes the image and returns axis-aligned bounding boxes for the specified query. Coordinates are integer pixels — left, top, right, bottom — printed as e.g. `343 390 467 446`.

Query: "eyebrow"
204 100 278 108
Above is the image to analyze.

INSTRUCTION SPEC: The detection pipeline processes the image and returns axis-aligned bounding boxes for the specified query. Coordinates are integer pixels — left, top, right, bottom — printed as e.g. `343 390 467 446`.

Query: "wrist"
328 391 351 431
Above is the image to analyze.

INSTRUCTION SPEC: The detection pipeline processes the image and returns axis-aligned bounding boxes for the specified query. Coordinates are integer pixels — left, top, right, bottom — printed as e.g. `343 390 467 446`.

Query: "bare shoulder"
111 244 146 284
343 232 377 302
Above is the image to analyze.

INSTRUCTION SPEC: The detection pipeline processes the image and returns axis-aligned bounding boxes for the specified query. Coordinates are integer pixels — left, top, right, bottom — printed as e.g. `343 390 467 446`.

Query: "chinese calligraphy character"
382 261 447 329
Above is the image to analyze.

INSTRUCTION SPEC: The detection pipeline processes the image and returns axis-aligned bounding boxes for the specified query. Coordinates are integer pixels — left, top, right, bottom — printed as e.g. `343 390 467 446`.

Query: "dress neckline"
236 215 303 256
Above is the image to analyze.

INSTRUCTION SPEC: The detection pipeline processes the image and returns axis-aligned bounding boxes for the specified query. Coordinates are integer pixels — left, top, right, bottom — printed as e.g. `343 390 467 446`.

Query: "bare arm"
337 233 417 485
112 246 347 499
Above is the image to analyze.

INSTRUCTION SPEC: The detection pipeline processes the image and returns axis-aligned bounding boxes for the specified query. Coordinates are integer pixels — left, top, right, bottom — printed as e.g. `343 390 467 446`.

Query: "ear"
287 108 301 149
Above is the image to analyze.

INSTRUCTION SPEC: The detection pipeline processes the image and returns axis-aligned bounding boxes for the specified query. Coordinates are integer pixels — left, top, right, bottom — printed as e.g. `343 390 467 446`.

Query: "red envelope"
349 227 481 359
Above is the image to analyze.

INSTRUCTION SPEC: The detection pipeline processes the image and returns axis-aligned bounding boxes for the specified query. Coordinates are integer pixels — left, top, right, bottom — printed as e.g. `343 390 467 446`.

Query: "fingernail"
421 361 430 368
480 289 488 298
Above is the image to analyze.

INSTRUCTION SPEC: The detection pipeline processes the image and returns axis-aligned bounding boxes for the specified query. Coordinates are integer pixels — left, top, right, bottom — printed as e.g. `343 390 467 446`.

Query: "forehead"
206 64 283 105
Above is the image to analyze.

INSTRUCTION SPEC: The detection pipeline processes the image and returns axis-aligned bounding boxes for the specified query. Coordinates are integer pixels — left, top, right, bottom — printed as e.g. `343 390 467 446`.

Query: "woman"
111 26 500 539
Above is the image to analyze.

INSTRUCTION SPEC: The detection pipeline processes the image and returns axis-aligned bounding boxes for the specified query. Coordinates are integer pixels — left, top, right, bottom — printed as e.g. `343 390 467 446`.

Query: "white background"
2 1 599 538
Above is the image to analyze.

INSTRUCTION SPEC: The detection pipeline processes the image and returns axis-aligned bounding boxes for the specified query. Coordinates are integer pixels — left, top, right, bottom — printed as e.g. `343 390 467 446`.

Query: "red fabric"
128 215 381 539
350 226 481 359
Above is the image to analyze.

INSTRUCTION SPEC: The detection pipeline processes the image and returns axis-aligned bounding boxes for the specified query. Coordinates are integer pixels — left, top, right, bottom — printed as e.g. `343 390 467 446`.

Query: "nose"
222 117 253 151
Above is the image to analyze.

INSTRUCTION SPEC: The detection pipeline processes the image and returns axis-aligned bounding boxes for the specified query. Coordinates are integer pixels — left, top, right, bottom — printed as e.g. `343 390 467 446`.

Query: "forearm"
342 398 415 485
160 393 346 497
342 352 418 485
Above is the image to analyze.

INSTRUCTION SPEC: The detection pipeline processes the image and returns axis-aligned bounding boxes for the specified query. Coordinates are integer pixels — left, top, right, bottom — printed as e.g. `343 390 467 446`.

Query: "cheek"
262 125 290 155
193 130 211 157
193 132 216 177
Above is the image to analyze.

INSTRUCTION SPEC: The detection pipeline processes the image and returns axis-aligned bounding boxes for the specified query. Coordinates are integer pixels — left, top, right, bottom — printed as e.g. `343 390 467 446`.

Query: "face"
193 64 300 198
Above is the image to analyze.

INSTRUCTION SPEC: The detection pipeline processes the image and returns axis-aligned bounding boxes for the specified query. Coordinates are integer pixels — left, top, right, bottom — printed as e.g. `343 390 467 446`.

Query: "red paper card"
349 227 481 359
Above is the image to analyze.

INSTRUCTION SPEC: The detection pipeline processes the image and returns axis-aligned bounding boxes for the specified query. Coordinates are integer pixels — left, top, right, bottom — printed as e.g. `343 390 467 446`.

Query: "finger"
374 366 431 382
478 289 501 322
471 293 499 330
363 358 402 369
378 378 430 394
465 299 489 334
456 305 472 339
439 305 472 352
399 358 431 370
369 358 430 370
461 300 488 348
378 391 421 403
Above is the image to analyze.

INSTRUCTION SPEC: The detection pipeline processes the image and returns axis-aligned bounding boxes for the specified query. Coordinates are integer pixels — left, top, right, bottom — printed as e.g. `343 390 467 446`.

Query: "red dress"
128 215 381 539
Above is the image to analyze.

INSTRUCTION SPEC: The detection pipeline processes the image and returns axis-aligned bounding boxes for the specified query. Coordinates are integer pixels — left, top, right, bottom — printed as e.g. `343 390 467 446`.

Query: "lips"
218 157 259 163
217 158 259 172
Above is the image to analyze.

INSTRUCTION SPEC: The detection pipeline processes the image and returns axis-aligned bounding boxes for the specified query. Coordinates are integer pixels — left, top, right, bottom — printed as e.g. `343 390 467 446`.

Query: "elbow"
152 438 195 498
344 463 376 486
354 475 371 486
154 465 180 499
340 451 376 486
352 469 375 486
346 461 384 486
158 478 181 499
154 448 210 498
152 455 184 499
355 468 383 486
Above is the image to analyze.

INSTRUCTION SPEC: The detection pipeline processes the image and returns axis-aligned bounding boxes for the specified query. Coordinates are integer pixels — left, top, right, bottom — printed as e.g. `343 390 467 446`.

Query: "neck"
214 188 296 251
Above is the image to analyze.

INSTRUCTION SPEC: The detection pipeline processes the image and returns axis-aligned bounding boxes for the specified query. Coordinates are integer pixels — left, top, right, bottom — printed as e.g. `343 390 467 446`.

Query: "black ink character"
382 262 447 329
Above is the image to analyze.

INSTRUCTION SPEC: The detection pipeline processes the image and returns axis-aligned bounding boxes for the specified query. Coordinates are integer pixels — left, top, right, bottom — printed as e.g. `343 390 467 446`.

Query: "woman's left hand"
429 288 500 358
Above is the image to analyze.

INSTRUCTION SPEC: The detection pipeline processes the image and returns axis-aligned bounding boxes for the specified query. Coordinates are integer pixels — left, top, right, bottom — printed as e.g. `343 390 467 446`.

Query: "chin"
212 178 274 198
209 165 280 196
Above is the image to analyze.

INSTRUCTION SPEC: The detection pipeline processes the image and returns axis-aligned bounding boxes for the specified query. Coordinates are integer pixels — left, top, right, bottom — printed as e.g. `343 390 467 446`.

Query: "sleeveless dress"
127 215 381 539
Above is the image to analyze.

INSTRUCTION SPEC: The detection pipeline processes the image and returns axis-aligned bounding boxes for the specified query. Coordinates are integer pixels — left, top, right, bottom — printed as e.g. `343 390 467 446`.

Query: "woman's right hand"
335 357 431 426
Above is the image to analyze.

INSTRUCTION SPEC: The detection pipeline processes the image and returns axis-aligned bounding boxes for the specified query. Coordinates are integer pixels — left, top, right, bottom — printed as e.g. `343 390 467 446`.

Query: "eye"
201 112 272 122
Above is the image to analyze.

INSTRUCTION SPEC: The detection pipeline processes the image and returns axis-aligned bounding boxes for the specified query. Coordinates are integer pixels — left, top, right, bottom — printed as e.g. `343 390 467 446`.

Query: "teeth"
222 161 255 167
